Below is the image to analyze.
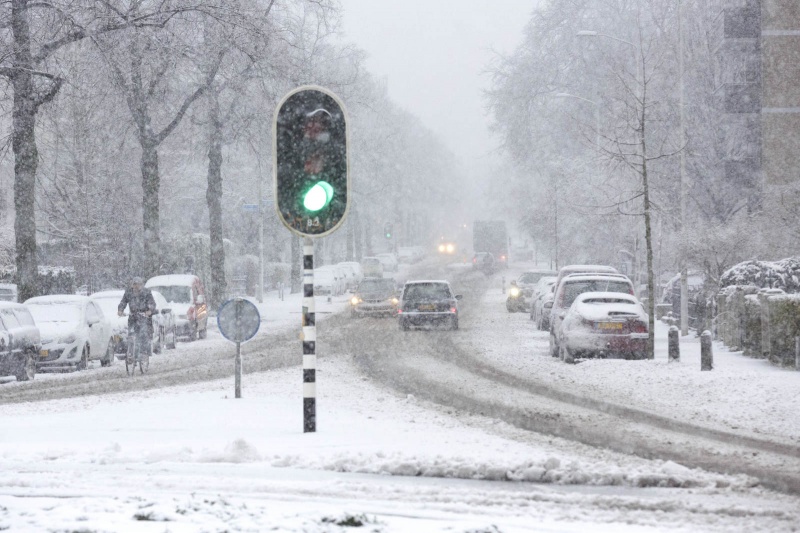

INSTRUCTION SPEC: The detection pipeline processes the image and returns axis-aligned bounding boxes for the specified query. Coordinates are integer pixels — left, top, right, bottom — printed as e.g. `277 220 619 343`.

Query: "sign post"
217 298 261 398
274 85 349 433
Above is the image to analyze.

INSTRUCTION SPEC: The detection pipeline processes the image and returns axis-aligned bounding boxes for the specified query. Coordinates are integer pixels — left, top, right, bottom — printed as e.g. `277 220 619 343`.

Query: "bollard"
701 330 713 371
668 326 680 362
796 336 800 371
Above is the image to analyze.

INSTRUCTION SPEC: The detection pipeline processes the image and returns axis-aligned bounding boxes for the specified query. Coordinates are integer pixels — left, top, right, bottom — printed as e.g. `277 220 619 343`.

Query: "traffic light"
274 86 349 237
384 222 393 239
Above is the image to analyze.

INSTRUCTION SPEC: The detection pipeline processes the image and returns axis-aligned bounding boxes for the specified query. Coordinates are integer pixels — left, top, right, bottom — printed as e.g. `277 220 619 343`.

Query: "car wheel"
15 351 36 381
198 326 207 340
549 334 559 357
167 325 177 349
153 328 163 354
399 318 409 331
77 345 89 371
451 316 459 330
188 323 198 342
100 342 114 367
560 344 575 364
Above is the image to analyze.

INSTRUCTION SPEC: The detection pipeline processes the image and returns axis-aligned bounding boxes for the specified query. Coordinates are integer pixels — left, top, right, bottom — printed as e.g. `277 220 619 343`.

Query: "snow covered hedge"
720 258 800 292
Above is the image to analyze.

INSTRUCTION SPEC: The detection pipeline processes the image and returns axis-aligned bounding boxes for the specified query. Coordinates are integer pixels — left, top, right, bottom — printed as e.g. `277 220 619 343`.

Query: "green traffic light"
303 181 334 212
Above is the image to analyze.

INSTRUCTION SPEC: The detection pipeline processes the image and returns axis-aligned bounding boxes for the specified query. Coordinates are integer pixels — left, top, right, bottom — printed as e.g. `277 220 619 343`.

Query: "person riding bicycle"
117 277 156 356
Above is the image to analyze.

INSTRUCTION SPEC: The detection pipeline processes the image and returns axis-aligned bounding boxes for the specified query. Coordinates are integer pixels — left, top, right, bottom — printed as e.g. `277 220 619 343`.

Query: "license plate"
419 304 436 311
598 322 623 330
39 350 49 357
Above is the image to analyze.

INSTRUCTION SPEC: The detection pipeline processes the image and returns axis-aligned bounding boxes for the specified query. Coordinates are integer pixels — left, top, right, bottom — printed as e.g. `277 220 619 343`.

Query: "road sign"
274 85 349 238
217 298 261 343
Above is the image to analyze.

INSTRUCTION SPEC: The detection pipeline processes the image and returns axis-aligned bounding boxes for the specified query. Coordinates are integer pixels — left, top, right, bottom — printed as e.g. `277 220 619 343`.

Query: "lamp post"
678 0 689 336
554 92 601 148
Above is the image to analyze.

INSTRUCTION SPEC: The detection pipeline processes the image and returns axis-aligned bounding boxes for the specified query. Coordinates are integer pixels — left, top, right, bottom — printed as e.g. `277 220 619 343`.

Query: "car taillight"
631 321 647 333
450 307 457 313
472 257 477 263
581 317 594 328
500 255 506 261
397 309 403 314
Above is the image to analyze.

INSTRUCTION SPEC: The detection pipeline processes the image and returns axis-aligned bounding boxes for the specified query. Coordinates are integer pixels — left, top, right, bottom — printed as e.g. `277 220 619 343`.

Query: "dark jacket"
118 287 157 329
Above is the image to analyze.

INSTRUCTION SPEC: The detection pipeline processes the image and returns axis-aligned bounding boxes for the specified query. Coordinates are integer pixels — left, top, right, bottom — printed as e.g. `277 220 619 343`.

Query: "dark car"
350 277 399 317
398 280 462 331
506 269 557 312
0 302 41 381
472 252 495 274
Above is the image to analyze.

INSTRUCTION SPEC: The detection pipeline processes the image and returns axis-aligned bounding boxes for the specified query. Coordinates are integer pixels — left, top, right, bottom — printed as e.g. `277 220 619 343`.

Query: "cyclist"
117 277 156 358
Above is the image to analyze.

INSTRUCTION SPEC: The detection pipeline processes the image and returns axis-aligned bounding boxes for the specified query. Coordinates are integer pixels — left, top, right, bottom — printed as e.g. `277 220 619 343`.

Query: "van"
146 274 208 341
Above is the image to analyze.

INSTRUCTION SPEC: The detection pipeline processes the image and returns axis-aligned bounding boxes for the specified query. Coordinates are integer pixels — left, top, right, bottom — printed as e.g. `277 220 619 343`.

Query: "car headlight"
509 287 521 297
391 297 399 305
350 296 360 306
60 334 77 344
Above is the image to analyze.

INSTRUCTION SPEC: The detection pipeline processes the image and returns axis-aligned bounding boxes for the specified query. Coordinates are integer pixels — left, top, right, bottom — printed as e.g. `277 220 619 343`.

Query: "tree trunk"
206 92 226 310
140 142 161 278
640 75 655 359
11 0 39 301
364 212 373 257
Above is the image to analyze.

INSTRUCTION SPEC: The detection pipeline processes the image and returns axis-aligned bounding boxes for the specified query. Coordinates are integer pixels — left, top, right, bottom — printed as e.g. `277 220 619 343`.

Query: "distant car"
530 276 558 330
337 262 364 289
25 295 114 371
361 257 384 278
91 290 177 356
314 267 346 296
398 247 422 264
549 273 635 358
375 253 399 273
506 269 557 312
350 277 399 317
472 252 495 274
0 283 18 302
0 302 40 381
398 280 462 331
146 274 208 341
558 292 649 363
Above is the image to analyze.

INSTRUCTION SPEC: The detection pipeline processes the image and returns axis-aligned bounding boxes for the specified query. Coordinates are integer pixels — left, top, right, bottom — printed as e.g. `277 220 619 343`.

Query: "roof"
561 273 631 283
403 280 450 285
575 291 638 303
0 301 26 310
146 274 198 287
559 264 618 274
25 294 89 305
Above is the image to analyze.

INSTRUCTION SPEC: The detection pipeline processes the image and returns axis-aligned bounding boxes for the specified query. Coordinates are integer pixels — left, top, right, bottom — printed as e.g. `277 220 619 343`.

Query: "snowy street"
1 261 799 531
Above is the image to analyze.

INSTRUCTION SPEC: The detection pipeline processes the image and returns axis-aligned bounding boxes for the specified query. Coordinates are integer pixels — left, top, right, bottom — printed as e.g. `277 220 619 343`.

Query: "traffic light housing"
274 86 349 237
384 222 393 239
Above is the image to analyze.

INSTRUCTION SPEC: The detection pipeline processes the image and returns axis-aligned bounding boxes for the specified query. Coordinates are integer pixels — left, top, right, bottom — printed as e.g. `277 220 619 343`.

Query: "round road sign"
217 298 261 343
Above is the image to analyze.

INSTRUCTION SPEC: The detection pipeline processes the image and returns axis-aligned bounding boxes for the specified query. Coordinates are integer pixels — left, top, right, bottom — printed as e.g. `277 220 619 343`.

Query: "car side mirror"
196 294 205 305
455 295 463 300
510 280 517 286
161 308 171 315
558 312 566 319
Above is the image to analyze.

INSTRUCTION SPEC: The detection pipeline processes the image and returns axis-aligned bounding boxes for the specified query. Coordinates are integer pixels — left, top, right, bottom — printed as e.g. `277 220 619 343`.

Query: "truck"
472 220 509 268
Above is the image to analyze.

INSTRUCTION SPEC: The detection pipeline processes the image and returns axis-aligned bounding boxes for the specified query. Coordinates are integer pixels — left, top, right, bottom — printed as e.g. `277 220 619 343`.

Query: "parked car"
361 257 384 278
25 295 114 371
337 261 364 289
558 292 649 363
398 280 462 331
314 267 346 296
530 276 558 330
0 301 41 381
506 269 557 312
349 277 399 317
549 273 635 358
146 275 208 341
0 283 18 302
91 290 177 356
472 252 496 274
375 253 399 273
551 264 620 299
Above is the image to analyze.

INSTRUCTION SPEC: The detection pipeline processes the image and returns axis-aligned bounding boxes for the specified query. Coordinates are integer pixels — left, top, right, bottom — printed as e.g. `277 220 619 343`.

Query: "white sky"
339 0 537 178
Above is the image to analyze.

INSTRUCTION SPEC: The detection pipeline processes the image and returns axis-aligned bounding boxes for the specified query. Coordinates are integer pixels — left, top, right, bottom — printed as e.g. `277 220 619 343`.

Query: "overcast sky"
339 0 537 178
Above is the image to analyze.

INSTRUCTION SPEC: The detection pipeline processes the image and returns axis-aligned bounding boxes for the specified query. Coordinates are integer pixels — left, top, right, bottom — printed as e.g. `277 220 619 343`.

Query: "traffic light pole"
302 237 316 432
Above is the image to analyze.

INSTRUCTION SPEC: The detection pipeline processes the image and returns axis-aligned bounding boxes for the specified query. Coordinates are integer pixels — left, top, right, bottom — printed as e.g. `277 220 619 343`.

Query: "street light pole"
678 0 689 336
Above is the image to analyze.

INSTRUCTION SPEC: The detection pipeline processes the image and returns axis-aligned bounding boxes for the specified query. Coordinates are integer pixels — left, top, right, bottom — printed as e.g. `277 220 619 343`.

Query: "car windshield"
563 280 632 307
519 272 550 284
404 283 451 301
149 286 191 304
92 298 121 318
27 302 82 324
359 279 395 294
583 297 636 305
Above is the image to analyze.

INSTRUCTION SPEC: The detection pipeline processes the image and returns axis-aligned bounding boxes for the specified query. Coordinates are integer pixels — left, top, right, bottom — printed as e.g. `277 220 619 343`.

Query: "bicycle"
125 311 151 376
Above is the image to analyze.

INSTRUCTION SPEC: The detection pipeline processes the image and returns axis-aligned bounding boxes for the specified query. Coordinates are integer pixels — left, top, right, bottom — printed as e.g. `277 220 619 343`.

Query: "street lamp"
554 92 601 148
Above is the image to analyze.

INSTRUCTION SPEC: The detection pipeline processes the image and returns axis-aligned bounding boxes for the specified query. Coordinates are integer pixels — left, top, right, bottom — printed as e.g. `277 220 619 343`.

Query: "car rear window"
13 308 35 326
562 280 632 307
404 283 451 301
149 286 191 304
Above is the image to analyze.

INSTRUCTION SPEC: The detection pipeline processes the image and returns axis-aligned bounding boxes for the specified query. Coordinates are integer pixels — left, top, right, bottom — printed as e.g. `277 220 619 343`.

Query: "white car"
559 292 649 363
91 290 177 357
361 257 384 278
25 295 114 371
314 267 346 296
337 262 364 289
0 301 41 381
376 253 399 273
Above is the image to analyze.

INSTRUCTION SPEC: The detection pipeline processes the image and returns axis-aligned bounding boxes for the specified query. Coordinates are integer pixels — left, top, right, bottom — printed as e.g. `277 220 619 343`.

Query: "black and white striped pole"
302 237 316 432
274 85 349 435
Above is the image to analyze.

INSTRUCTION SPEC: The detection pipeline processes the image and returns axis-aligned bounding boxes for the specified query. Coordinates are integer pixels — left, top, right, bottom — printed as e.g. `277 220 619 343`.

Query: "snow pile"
721 257 800 292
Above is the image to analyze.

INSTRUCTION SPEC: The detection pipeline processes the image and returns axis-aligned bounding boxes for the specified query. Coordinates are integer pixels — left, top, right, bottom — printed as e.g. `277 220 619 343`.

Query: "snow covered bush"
720 258 800 293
